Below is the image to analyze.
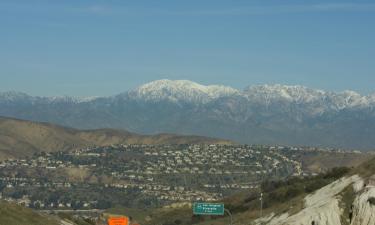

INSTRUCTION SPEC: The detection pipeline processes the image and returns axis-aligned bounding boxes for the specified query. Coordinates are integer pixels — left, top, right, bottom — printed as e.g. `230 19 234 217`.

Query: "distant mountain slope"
0 117 231 159
1 79 375 150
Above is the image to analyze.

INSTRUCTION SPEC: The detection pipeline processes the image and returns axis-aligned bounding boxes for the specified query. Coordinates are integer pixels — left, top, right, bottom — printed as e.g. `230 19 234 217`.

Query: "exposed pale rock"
257 175 362 225
351 186 375 225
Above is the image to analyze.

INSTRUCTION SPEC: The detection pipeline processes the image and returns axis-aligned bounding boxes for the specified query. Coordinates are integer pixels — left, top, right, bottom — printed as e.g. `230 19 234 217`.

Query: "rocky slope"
254 161 375 225
351 180 375 225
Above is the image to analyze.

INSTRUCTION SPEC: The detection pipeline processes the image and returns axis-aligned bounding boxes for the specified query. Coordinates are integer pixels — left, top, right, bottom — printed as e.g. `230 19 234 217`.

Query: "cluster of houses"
0 144 359 210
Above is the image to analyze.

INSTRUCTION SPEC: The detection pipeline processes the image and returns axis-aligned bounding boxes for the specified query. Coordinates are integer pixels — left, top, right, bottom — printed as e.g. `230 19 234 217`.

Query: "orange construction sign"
108 217 129 225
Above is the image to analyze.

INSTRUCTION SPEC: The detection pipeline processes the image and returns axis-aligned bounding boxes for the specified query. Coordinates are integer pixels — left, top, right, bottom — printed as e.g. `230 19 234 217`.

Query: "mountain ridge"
1 80 375 150
2 80 375 108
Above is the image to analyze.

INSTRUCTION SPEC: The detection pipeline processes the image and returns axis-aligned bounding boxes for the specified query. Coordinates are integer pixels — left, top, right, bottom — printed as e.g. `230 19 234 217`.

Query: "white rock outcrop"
256 175 362 225
351 185 375 225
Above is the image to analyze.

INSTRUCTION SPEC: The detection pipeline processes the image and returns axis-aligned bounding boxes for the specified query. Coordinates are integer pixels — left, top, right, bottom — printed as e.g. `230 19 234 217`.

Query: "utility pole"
260 192 263 217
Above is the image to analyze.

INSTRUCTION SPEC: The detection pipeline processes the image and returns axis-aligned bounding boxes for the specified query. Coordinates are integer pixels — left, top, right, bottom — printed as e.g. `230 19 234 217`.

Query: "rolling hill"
0 117 231 160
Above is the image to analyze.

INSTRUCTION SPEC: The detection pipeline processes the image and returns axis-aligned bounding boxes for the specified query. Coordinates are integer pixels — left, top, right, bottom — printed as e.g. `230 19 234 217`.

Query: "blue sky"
1 0 374 96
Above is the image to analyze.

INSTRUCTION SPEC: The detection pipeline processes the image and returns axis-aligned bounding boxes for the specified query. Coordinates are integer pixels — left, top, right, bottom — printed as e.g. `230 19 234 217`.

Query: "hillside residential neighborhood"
0 144 362 211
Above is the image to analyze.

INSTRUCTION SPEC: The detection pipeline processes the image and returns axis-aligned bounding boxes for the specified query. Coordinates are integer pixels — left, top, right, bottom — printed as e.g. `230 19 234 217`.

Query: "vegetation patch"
339 185 356 225
0 201 59 225
260 167 350 208
368 197 375 205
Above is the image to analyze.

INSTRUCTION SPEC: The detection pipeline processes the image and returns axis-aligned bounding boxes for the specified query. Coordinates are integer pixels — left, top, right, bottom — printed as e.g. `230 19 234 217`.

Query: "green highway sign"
193 203 225 216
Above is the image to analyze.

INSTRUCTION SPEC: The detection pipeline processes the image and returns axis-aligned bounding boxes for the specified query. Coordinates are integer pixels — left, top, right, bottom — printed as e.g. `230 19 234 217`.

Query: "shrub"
285 186 303 199
174 219 182 225
323 167 350 179
368 197 375 205
257 167 350 210
304 179 328 193
244 194 257 203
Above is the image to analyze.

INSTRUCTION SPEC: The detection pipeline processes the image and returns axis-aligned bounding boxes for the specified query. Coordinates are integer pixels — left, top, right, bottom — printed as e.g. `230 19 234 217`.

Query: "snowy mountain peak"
0 91 31 100
245 84 325 94
244 84 326 103
0 91 35 103
130 79 240 103
242 84 374 109
333 90 369 108
0 91 97 104
2 81 374 109
45 96 99 104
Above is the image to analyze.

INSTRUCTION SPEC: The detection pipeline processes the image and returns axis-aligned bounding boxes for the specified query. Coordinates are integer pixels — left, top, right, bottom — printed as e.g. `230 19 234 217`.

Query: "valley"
0 117 372 225
0 143 370 225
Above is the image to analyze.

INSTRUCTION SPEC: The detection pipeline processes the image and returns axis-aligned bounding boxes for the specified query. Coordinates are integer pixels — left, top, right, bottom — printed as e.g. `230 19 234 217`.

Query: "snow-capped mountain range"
1 79 374 108
0 91 97 104
128 80 375 108
128 79 241 103
1 79 375 150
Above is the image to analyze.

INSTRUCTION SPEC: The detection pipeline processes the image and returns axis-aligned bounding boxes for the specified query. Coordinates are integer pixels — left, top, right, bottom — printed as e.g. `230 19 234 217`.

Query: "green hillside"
0 201 59 225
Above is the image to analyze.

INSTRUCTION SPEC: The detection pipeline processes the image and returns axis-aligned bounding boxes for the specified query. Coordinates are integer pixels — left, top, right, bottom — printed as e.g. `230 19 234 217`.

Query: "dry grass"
300 152 370 174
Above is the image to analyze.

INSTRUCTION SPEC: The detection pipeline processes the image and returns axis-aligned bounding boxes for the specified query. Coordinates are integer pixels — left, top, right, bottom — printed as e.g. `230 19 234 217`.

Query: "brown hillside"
0 117 232 160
